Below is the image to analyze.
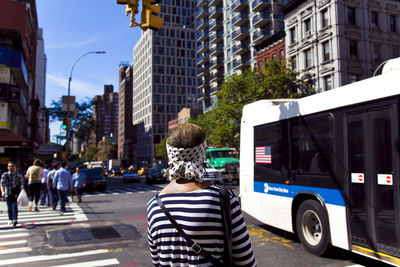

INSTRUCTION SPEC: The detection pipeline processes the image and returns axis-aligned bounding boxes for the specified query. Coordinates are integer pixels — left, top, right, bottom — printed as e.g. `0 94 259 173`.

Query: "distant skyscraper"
93 85 119 145
196 0 288 111
132 0 201 164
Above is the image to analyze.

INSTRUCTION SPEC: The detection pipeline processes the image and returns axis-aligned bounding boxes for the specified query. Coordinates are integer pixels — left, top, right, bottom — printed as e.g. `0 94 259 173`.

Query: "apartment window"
279 49 284 60
321 9 329 28
304 18 312 36
323 41 330 61
389 15 397 32
349 39 358 59
305 49 312 68
347 7 356 25
323 76 332 90
373 43 381 61
371 11 378 29
289 27 296 44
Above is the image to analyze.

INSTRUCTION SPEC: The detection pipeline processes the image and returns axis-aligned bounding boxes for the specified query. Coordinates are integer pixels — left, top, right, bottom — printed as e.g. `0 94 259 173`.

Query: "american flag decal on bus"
255 146 272 164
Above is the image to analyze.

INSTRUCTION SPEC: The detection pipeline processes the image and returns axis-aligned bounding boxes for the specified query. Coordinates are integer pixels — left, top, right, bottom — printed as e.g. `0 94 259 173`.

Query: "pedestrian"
53 162 72 215
146 123 257 266
1 161 24 227
72 167 86 204
46 164 59 210
25 159 45 212
40 164 50 206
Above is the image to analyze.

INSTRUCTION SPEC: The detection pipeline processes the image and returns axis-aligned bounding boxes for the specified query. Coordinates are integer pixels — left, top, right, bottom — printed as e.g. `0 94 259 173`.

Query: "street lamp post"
65 50 106 161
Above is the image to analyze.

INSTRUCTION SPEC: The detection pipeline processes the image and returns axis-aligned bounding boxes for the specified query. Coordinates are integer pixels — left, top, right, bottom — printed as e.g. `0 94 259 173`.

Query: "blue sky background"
36 1 142 142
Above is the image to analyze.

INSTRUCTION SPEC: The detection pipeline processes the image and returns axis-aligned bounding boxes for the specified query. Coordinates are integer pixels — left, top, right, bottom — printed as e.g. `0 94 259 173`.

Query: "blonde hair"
167 123 205 148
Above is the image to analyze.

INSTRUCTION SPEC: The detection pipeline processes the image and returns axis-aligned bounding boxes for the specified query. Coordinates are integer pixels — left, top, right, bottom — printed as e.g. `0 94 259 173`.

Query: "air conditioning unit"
305 30 312 36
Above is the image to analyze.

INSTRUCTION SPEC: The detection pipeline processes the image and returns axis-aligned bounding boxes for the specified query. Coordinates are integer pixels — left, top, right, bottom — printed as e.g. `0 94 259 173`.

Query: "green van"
205 148 239 183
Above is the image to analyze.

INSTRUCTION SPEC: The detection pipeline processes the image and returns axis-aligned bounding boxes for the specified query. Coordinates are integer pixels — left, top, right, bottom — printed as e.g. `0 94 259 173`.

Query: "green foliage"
48 97 94 143
155 134 168 160
96 138 115 162
191 59 315 149
81 145 99 162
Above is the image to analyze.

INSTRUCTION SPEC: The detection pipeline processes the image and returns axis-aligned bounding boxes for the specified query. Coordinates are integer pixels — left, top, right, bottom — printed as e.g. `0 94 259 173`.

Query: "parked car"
203 162 223 183
138 167 148 176
110 167 122 177
146 168 167 184
123 169 140 183
80 168 107 191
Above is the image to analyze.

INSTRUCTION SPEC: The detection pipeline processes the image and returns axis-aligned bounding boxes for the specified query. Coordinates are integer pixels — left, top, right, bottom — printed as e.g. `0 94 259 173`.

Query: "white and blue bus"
240 58 400 266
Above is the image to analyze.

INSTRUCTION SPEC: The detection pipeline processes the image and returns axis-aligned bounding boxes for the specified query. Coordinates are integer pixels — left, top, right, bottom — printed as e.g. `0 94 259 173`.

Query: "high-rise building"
132 0 201 164
93 85 119 146
118 63 136 166
196 0 288 111
282 0 400 92
0 0 41 169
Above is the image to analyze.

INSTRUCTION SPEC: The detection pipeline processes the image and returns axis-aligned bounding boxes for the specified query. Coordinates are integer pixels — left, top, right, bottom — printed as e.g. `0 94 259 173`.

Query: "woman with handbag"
146 123 256 266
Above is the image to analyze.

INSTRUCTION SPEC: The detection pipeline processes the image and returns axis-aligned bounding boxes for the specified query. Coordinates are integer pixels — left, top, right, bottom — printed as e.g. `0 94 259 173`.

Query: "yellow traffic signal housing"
141 0 164 31
117 0 140 27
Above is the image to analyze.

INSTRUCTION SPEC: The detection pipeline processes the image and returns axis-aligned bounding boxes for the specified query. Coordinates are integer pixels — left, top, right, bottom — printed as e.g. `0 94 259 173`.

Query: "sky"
36 1 142 142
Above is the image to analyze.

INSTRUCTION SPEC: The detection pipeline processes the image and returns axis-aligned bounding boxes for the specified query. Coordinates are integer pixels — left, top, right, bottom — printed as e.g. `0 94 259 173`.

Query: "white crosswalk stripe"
83 185 163 197
0 203 120 266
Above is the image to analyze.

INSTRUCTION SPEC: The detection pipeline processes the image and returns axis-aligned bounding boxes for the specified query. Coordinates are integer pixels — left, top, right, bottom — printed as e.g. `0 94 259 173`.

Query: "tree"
155 133 168 160
81 144 99 162
191 59 314 149
48 97 94 144
96 138 115 162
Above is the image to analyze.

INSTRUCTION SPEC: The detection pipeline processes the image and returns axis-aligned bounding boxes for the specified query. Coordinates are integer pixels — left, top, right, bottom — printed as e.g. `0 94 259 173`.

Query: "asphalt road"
0 177 392 266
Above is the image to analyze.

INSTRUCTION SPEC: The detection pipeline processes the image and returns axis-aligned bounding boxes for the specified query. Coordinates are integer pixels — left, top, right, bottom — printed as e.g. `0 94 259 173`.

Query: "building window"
323 41 330 61
371 11 378 29
349 39 358 59
347 7 356 25
304 18 312 36
323 75 332 90
279 49 284 60
389 15 397 32
305 49 312 68
289 27 296 44
373 43 381 61
321 9 329 28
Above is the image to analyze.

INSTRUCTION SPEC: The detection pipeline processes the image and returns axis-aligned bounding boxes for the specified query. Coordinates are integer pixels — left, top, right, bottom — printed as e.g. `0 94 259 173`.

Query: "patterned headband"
166 141 206 182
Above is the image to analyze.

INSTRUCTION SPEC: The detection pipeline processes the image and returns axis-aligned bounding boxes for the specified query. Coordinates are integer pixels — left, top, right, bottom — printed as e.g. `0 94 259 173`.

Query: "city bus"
240 58 400 266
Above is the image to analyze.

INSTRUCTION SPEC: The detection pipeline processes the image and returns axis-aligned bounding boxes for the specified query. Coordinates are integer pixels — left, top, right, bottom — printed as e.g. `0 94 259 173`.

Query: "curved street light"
65 50 106 159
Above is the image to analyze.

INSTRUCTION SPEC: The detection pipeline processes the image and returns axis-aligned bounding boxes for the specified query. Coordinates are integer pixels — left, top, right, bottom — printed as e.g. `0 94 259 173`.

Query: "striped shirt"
146 185 257 267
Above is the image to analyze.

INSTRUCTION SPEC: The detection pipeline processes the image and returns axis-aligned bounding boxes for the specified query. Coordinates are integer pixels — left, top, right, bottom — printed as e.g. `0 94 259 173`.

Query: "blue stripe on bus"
254 181 345 206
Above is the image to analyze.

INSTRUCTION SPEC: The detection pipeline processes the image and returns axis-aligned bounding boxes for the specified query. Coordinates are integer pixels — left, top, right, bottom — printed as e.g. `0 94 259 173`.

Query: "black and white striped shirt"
147 185 257 266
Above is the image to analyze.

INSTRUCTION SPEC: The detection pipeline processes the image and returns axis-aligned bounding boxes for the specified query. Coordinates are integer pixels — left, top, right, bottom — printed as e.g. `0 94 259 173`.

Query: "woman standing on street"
1 161 24 227
25 159 44 212
146 123 257 266
72 167 86 203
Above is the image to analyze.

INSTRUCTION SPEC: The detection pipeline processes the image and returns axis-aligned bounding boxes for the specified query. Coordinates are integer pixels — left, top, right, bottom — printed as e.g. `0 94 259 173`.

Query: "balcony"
210 44 224 56
233 58 250 71
252 28 269 44
232 13 248 27
209 6 223 19
210 31 223 43
232 27 249 41
197 30 209 42
232 0 248 12
0 47 28 88
197 19 209 30
209 0 222 7
210 72 223 82
197 54 210 65
252 0 271 12
196 7 209 19
252 13 271 28
197 67 210 77
197 42 210 53
233 43 249 55
196 0 208 7
0 83 27 115
209 18 223 31
210 58 224 69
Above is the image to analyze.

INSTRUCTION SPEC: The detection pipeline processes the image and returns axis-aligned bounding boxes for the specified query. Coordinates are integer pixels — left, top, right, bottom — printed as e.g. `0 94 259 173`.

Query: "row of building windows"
153 66 197 77
153 55 196 66
153 46 196 57
347 6 398 32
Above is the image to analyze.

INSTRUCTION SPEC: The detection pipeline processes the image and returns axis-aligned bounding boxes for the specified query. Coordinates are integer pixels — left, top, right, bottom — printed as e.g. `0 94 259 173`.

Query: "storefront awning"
0 130 35 147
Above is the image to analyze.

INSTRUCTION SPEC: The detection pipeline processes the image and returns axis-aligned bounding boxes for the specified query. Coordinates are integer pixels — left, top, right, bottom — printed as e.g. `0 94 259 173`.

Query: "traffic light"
62 117 68 130
62 117 71 131
141 0 163 31
117 0 139 27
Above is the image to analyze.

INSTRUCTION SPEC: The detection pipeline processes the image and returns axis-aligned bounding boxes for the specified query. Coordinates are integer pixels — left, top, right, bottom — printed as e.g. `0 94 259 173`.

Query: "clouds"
46 36 104 50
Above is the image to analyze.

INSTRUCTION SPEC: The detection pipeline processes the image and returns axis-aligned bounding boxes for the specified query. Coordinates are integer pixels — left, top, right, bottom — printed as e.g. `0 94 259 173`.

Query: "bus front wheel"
296 199 330 256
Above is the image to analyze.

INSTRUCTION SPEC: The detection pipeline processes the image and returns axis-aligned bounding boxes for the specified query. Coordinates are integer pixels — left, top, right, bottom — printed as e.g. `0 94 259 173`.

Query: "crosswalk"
0 204 121 266
84 184 163 197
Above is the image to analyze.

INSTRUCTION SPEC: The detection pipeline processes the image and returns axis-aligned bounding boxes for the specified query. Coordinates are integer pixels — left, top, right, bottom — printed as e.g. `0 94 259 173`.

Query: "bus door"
346 105 400 258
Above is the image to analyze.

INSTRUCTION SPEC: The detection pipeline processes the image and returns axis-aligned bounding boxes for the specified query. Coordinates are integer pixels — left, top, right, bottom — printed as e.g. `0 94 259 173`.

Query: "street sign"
62 95 75 112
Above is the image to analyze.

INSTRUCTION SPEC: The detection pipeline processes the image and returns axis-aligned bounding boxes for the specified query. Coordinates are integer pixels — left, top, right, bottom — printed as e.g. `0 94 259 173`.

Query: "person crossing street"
53 162 72 215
